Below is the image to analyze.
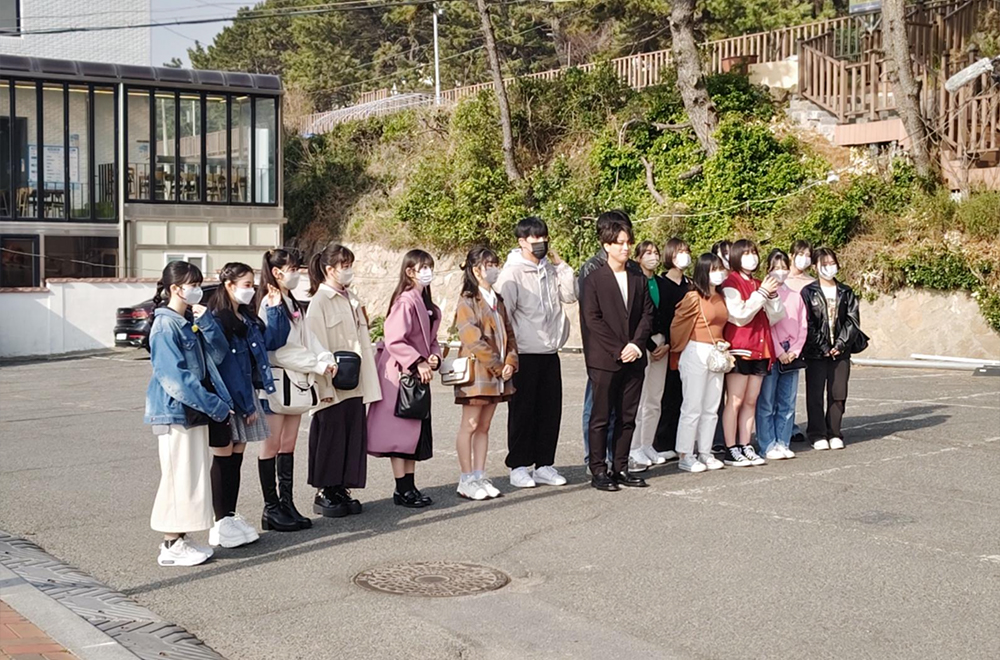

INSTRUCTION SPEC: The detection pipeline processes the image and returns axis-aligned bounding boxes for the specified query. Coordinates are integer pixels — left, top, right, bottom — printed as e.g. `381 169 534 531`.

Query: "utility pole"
433 5 441 106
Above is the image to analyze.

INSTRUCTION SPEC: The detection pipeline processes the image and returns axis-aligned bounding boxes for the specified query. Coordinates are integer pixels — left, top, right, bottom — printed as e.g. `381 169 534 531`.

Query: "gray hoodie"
496 249 577 354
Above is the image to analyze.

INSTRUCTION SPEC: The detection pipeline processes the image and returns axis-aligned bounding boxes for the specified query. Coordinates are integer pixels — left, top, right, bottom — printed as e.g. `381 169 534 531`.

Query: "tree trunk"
474 0 522 182
668 0 718 157
883 0 933 178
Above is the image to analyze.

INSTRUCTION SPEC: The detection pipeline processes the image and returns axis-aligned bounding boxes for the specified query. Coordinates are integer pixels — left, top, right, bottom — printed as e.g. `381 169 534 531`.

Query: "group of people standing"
143 212 864 567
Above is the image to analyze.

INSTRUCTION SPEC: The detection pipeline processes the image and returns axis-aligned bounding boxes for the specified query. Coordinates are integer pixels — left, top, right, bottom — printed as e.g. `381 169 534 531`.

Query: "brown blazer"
580 262 653 372
453 291 519 399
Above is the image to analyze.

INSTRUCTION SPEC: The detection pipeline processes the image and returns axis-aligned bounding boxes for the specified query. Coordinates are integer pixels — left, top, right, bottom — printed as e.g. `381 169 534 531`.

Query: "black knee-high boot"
258 457 299 532
210 455 230 522
276 453 312 529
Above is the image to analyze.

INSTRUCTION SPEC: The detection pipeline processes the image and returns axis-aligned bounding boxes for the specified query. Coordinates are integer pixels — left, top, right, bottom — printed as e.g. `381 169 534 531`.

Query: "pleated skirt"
308 397 368 490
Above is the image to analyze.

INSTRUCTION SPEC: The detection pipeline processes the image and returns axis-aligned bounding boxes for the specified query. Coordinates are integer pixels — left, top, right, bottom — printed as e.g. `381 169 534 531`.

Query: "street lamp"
432 5 443 105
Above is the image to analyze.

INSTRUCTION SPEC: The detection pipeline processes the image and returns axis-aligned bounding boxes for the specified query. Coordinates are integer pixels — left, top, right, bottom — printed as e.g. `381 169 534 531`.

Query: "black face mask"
530 241 549 260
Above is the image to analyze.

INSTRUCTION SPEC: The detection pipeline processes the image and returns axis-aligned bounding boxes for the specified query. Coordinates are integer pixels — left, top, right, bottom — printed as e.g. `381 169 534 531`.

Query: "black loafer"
393 490 429 508
613 470 648 488
591 473 620 492
413 488 433 506
313 490 350 518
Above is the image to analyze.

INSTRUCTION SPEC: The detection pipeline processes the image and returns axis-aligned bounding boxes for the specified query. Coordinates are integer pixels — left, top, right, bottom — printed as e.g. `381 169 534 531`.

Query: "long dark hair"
691 253 725 299
729 239 760 276
460 246 498 299
207 262 262 339
308 243 355 296
153 261 203 308
389 249 438 322
256 248 304 320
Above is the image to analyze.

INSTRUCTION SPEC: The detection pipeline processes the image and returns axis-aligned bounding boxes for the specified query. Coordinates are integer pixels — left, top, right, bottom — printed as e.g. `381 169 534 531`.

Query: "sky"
150 0 233 68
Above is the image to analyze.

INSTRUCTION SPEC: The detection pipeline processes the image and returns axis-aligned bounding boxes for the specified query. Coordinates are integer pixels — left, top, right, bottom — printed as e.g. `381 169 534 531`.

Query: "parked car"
114 285 219 350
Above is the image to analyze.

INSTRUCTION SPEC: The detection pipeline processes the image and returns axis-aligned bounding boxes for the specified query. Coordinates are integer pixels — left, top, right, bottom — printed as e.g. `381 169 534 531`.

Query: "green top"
646 276 660 308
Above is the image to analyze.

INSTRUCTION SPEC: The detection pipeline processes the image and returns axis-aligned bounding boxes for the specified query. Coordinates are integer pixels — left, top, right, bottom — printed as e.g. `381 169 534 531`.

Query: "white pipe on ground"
910 354 1000 366
852 358 977 371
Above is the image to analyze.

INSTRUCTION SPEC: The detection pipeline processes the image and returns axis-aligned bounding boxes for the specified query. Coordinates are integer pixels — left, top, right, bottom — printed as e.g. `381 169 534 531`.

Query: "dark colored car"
114 285 219 350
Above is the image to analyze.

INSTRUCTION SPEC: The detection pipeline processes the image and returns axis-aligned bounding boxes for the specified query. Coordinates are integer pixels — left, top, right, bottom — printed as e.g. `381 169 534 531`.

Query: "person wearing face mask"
709 239 734 454
784 240 815 444
497 217 576 489
711 240 733 273
719 240 785 468
755 250 808 461
306 244 382 517
668 254 729 473
146 261 234 566
628 241 671 470
367 250 443 508
453 247 519 501
255 249 336 532
801 248 863 451
204 263 291 547
652 238 693 462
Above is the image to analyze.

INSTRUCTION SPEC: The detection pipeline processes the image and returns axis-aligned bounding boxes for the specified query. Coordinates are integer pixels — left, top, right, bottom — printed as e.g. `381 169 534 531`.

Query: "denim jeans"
755 366 800 454
582 379 615 465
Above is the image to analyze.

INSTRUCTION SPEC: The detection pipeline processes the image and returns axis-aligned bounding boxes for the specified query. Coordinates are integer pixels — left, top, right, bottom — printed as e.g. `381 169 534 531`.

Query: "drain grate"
353 561 509 597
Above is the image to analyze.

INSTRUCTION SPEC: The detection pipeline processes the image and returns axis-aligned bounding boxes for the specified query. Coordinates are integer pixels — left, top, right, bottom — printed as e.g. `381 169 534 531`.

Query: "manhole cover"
353 561 509 597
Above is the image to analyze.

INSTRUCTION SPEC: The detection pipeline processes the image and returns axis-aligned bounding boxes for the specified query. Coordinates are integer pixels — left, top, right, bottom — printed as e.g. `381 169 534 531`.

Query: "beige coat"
306 283 381 409
453 292 519 399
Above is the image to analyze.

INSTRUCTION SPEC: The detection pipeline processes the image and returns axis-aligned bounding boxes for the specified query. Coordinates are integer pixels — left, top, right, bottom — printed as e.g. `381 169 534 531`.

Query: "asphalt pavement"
1 352 998 660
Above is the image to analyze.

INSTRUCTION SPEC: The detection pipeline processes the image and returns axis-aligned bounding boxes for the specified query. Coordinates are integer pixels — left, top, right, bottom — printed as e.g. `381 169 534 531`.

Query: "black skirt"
308 398 368 489
735 358 770 376
381 417 433 462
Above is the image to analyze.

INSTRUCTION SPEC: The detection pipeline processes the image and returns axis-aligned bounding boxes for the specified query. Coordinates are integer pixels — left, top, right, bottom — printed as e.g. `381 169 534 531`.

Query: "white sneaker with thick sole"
641 446 667 465
829 437 845 450
533 466 567 486
654 449 679 462
765 448 786 461
698 453 725 470
209 516 247 548
457 479 488 501
629 449 653 468
627 458 650 473
480 478 502 499
231 513 259 544
158 539 210 567
509 467 536 488
185 538 214 558
781 446 796 459
813 439 831 451
678 455 707 473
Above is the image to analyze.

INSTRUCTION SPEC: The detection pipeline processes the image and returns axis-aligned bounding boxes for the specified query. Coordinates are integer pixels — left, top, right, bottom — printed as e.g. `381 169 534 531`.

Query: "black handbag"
778 357 807 374
333 351 362 390
395 372 431 420
183 377 232 446
850 329 870 355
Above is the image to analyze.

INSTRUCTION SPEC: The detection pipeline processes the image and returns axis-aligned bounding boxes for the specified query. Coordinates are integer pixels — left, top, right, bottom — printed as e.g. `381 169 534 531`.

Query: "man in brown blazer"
580 216 654 491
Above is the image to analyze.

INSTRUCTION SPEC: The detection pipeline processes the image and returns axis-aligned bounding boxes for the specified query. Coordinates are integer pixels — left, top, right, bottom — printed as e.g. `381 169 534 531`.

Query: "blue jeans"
582 379 615 464
755 366 800 454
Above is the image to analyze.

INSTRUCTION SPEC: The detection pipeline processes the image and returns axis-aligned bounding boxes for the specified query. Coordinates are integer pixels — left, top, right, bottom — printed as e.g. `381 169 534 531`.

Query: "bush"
955 191 1000 240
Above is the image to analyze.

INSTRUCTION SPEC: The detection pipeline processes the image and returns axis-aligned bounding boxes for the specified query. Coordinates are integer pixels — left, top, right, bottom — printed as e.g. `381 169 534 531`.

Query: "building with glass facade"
0 55 284 287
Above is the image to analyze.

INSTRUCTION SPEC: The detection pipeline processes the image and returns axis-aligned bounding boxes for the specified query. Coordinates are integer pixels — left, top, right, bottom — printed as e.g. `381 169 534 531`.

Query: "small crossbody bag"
698 299 736 374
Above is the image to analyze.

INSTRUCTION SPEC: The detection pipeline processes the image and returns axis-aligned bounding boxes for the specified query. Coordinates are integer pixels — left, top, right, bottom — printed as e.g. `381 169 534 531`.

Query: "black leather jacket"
801 280 861 360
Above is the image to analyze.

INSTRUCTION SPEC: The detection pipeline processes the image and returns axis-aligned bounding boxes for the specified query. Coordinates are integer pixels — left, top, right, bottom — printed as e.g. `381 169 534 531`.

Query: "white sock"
473 470 484 481
460 472 474 483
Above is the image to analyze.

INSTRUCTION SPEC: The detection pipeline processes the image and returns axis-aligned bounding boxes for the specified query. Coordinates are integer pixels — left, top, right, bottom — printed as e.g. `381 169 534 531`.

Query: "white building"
0 0 151 66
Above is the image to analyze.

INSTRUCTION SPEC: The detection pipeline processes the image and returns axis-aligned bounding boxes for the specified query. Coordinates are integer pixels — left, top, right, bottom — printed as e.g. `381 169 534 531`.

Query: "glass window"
205 95 227 203
44 235 117 279
13 81 36 219
178 93 201 202
164 252 205 273
231 95 251 203
154 91 176 201
93 87 116 219
127 90 150 201
0 236 38 287
42 85 66 219
68 86 90 219
254 97 277 204
0 1 20 36
1 79 10 218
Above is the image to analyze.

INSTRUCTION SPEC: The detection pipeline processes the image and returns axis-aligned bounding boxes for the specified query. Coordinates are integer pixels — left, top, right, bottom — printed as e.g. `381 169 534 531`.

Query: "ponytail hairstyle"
207 262 261 339
460 246 499 299
308 243 355 296
153 260 203 308
389 249 438 322
256 248 304 321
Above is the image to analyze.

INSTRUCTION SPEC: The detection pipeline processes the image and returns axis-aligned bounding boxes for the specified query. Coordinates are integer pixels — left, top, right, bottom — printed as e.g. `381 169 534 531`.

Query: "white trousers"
632 335 668 452
675 341 725 456
150 424 214 534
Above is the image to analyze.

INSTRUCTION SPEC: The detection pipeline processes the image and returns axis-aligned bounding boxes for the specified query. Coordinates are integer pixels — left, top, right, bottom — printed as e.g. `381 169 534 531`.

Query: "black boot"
257 458 300 532
276 453 312 529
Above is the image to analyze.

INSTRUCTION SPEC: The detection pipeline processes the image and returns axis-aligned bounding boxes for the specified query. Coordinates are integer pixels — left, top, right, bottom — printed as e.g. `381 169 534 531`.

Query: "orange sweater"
669 290 728 370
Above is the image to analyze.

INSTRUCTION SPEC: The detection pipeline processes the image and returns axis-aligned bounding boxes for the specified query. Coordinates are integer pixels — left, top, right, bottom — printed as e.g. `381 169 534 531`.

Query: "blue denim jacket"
144 307 234 426
204 304 290 416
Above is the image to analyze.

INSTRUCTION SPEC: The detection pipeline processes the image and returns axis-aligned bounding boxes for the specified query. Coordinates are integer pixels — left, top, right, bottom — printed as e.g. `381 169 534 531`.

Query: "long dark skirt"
308 397 367 489
381 418 433 462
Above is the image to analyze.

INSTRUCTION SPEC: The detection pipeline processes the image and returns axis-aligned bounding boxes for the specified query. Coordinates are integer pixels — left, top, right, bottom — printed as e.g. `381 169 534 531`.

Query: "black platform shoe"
313 488 350 518
337 488 363 515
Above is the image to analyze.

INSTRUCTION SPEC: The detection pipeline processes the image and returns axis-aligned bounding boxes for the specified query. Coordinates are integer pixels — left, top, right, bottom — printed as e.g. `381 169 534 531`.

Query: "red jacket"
721 272 775 363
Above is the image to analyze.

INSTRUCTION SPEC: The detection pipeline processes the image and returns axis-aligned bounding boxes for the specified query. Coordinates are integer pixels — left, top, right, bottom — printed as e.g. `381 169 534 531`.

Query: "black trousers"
587 364 645 475
805 358 851 441
653 368 683 453
506 353 563 469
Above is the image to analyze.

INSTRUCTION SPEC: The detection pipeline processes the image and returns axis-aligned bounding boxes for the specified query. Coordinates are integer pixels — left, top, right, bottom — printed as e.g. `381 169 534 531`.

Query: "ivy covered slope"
283 67 1000 332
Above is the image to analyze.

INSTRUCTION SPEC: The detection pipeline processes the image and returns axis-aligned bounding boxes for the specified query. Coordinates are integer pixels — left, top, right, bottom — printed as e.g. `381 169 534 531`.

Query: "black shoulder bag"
395 372 431 420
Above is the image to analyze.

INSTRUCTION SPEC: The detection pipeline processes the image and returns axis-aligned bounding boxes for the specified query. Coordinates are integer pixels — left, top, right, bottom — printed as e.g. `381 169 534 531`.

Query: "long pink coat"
367 288 443 456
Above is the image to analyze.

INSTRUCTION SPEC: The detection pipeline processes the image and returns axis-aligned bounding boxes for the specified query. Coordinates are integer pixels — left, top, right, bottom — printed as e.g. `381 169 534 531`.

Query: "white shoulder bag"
699 298 736 374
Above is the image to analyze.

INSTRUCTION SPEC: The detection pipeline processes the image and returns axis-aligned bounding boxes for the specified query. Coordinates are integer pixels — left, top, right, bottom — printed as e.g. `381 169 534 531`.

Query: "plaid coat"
453 291 519 399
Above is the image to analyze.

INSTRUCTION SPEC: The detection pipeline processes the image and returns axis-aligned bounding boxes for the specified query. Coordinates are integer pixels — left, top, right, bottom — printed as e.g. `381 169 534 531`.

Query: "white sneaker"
678 455 707 473
829 437 845 450
813 439 830 451
457 479 488 501
185 538 214 558
158 538 210 567
765 448 786 461
209 516 247 548
781 446 796 459
533 465 567 486
231 513 259 544
480 478 502 499
641 446 667 465
654 449 678 462
628 458 650 472
509 467 536 488
629 449 653 468
698 453 725 470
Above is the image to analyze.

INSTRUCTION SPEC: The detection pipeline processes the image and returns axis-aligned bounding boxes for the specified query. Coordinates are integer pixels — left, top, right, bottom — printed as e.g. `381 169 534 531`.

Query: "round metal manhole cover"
353 561 510 597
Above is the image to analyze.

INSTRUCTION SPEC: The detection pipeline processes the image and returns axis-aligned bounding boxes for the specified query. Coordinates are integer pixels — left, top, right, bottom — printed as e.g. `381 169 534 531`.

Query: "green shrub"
955 191 1000 240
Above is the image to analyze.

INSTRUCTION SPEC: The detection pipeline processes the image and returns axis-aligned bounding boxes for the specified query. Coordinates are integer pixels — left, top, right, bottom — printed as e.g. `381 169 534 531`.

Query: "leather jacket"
801 280 861 361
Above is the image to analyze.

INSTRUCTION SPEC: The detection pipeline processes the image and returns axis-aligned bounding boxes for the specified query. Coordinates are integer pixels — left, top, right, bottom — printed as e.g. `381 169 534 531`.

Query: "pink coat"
367 288 443 456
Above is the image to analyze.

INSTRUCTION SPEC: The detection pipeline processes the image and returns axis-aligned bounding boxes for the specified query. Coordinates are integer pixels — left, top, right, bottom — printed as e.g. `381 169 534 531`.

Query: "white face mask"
819 264 839 280
336 268 354 286
771 270 789 284
233 286 256 306
483 266 500 285
709 271 727 286
281 270 300 290
741 254 759 272
416 267 434 286
641 254 660 271
794 254 812 271
181 285 203 306
674 252 691 270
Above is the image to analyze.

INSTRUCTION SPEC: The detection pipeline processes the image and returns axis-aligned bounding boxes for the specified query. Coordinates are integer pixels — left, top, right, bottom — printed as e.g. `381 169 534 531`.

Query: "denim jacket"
205 304 290 416
144 307 234 426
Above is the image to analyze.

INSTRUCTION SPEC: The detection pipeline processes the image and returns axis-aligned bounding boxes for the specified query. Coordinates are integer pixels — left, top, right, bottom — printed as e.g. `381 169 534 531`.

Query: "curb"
0 532 224 660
